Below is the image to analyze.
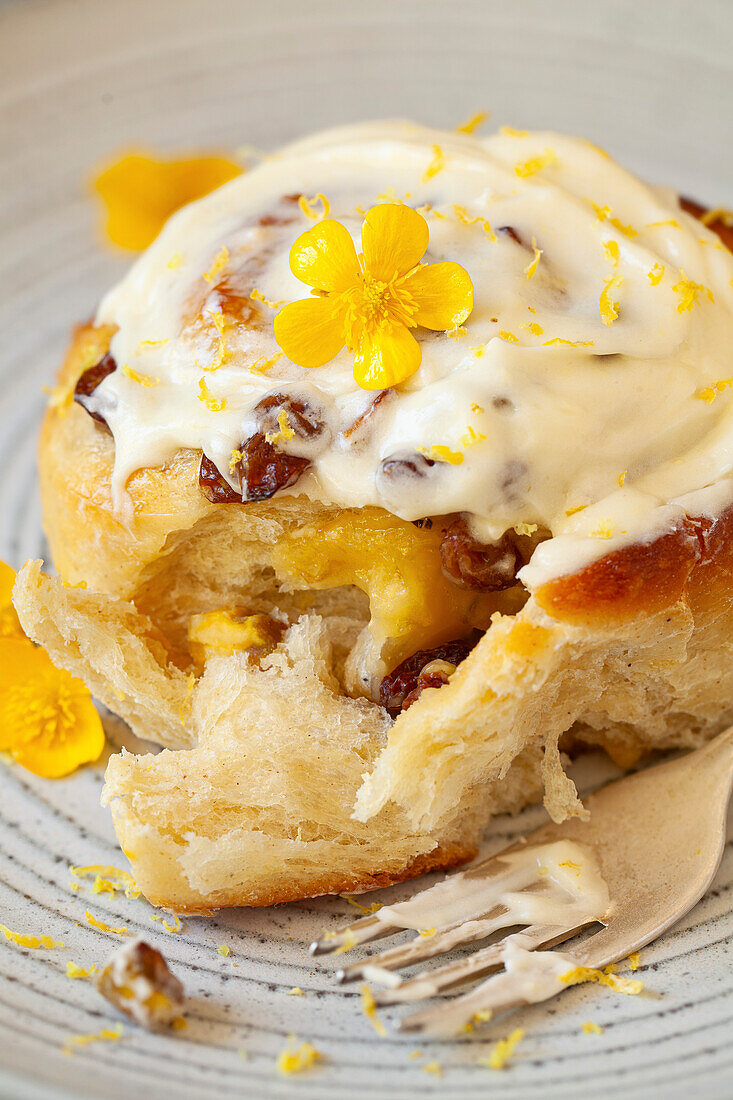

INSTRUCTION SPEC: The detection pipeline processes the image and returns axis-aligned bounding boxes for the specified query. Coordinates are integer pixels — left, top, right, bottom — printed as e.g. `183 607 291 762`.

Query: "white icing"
91 121 733 584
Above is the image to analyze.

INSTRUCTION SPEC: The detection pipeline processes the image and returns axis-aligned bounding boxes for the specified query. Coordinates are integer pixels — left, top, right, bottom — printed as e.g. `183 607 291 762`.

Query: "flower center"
7 682 77 746
339 273 418 350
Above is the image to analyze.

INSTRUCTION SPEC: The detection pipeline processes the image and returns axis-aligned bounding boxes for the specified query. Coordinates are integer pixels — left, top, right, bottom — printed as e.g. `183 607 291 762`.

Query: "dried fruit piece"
95 937 185 1031
199 393 324 504
440 517 520 591
379 635 480 716
73 353 117 428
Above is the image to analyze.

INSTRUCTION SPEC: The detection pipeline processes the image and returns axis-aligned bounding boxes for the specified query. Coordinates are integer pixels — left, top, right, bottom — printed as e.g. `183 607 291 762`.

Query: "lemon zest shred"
471 345 486 358
589 521 614 540
618 470 627 487
202 245 229 284
672 272 715 312
604 239 620 264
85 910 129 936
422 145 445 183
171 1016 188 1030
460 425 487 447
66 961 96 980
542 338 594 348
498 330 518 344
500 125 529 137
522 321 544 336
332 929 358 956
276 1036 323 1075
648 262 665 286
229 448 243 474
418 928 437 938
136 338 168 352
198 377 226 412
0 924 63 950
471 402 485 414
626 951 641 971
287 987 305 996
560 964 644 995
250 288 285 310
600 274 623 325
452 203 496 242
523 238 542 279
264 409 295 444
565 504 587 517
417 444 464 466
514 149 556 178
455 110 489 134
298 193 330 221
216 944 231 957
167 252 184 270
63 1023 123 1054
701 206 733 227
646 219 680 229
581 1021 604 1035
422 1061 442 1076
150 912 183 934
340 895 382 916
249 351 284 374
360 984 387 1036
121 363 159 387
478 1027 524 1070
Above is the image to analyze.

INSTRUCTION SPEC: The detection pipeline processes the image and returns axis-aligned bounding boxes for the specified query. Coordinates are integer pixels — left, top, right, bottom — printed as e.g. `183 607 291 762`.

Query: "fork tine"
309 912 392 956
335 910 511 982
374 923 572 1004
398 934 579 1035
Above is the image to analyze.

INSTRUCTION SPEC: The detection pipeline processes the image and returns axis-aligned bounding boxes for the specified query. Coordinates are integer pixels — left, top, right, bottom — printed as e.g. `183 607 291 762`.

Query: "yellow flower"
0 560 23 640
92 150 243 251
0 638 105 778
273 204 474 390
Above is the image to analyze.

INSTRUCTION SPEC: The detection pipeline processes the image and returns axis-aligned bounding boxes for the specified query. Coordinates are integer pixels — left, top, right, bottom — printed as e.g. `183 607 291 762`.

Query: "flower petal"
353 321 422 390
0 638 105 777
274 296 345 368
289 220 360 292
0 559 23 640
12 695 105 779
403 262 474 330
361 205 429 282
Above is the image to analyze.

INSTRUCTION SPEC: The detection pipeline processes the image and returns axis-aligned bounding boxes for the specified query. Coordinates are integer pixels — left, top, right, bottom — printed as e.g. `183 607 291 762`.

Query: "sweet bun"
16 122 733 909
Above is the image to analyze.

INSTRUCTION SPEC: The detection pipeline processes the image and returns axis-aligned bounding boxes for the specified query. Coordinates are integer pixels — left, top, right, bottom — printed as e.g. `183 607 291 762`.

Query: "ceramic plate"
1 0 732 1096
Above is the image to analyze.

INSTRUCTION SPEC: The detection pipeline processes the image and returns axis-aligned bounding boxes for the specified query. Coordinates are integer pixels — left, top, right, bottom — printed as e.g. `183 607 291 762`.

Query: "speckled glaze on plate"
1 1 732 1096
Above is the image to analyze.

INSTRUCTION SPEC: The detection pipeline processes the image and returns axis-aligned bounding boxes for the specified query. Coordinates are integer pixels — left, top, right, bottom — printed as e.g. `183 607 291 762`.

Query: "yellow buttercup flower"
273 204 474 390
93 150 243 251
0 560 23 640
0 638 105 778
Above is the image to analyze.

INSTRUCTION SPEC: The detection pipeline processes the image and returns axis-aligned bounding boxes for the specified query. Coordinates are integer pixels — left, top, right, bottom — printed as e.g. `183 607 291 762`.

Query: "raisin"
198 454 241 504
497 225 523 246
378 452 436 482
238 435 311 502
198 393 323 505
680 197 733 253
440 517 520 591
73 353 117 428
254 392 323 439
379 635 481 716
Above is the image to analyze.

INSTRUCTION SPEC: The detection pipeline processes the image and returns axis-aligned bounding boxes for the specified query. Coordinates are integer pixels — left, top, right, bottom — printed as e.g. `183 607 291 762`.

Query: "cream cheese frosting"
91 121 733 586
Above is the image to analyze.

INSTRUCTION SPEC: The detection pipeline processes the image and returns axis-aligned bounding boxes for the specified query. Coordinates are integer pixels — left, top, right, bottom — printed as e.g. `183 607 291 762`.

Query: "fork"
312 728 733 1035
